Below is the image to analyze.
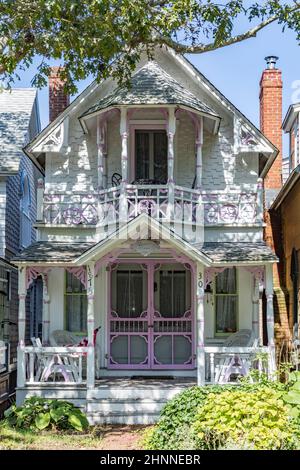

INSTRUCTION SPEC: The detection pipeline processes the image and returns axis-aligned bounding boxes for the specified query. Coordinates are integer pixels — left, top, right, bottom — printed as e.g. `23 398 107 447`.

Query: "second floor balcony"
37 182 263 231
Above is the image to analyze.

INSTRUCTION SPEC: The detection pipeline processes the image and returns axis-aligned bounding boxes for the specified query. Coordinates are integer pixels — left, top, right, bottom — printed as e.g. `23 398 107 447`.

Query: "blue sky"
12 21 300 156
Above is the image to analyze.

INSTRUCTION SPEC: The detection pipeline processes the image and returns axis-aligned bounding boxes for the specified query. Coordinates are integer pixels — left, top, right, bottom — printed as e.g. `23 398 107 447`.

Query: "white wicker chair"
215 329 257 384
49 330 79 346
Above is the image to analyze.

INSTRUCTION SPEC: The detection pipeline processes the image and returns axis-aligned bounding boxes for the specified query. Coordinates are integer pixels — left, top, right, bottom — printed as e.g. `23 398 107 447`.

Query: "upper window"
215 268 238 336
134 130 168 183
65 272 87 334
20 171 32 248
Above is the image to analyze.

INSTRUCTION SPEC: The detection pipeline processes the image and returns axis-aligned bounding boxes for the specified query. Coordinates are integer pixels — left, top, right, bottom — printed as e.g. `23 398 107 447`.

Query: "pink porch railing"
41 185 262 227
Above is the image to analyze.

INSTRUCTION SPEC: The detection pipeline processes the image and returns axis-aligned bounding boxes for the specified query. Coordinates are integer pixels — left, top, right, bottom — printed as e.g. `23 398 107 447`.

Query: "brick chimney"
48 66 70 122
260 56 283 198
260 57 290 346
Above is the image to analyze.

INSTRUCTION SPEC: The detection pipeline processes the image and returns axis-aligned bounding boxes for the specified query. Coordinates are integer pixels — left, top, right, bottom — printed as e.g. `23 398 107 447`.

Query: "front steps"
17 378 196 425
86 378 195 425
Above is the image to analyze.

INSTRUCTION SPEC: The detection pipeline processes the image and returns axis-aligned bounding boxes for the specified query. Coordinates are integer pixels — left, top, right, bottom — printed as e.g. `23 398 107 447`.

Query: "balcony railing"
39 184 263 228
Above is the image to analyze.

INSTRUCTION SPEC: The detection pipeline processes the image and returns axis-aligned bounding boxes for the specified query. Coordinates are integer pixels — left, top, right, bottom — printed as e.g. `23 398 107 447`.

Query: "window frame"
64 271 87 335
129 122 167 182
214 267 239 337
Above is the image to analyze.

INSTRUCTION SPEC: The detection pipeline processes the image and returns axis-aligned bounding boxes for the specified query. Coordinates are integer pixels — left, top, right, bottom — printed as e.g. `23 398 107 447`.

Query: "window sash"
214 268 238 336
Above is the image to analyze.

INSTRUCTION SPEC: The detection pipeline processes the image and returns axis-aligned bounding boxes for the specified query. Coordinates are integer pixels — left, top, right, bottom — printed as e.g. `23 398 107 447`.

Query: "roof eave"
270 165 300 210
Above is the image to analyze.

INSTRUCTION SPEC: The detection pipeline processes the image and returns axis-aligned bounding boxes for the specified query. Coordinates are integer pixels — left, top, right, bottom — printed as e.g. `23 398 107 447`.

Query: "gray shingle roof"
11 241 94 263
199 242 278 263
12 240 277 264
0 89 37 173
81 61 219 118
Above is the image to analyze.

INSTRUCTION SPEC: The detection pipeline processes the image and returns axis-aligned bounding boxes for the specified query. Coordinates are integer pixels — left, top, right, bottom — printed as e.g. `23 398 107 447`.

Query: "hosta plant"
4 396 89 432
283 371 300 422
193 387 299 450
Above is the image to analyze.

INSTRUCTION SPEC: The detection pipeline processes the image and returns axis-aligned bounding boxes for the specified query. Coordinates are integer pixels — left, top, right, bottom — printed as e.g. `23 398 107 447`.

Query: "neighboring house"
13 50 279 424
0 89 41 411
270 103 300 345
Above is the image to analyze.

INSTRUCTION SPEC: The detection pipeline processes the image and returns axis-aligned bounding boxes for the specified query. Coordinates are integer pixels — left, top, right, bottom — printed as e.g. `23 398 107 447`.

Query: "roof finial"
265 56 279 70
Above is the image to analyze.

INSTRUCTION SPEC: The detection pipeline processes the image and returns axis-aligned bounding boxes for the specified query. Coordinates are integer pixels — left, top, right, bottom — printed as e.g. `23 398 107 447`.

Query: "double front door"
108 262 194 369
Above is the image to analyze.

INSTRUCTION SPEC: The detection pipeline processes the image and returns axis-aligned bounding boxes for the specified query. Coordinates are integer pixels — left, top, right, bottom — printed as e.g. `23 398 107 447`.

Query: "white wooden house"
13 48 278 424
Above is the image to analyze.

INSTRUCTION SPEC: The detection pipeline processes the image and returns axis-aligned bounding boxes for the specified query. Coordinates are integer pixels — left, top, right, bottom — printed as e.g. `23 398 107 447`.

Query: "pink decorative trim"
18 294 26 300
43 300 50 304
87 294 95 301
242 266 265 286
66 266 87 289
26 266 51 289
204 267 227 288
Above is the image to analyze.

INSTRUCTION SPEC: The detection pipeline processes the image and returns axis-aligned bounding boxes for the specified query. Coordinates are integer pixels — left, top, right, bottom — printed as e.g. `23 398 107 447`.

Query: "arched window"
20 171 32 248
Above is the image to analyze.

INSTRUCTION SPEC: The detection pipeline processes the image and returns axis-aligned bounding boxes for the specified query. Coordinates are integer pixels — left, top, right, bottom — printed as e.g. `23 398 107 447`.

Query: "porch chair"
214 329 258 384
31 337 74 382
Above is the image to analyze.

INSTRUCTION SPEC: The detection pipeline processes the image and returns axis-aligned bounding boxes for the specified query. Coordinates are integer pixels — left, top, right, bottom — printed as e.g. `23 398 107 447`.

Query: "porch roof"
12 240 277 265
198 242 278 264
80 61 220 121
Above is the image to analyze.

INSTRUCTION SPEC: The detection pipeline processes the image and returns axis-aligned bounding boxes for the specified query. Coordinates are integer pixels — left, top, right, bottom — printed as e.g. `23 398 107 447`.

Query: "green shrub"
283 371 300 422
193 387 299 450
4 396 89 432
143 385 228 450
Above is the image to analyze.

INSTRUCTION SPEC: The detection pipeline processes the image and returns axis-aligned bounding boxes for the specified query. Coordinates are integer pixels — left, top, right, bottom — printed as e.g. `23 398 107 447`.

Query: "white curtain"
215 269 237 334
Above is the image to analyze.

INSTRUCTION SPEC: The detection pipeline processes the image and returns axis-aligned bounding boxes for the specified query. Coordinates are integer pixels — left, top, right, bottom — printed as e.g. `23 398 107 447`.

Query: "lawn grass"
0 421 145 450
0 422 103 450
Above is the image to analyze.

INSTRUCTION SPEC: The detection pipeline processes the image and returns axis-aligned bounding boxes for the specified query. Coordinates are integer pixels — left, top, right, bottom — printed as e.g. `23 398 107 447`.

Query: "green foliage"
143 385 230 450
0 1 300 91
4 396 89 432
193 387 299 450
283 371 300 423
143 377 299 450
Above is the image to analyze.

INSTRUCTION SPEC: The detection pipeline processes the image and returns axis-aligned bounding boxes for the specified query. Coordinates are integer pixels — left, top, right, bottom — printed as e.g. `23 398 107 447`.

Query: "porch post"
120 107 128 222
97 116 106 190
17 266 27 388
86 262 95 389
167 107 176 219
41 273 50 345
252 276 259 340
195 117 203 189
196 262 205 386
265 263 276 376
120 107 128 184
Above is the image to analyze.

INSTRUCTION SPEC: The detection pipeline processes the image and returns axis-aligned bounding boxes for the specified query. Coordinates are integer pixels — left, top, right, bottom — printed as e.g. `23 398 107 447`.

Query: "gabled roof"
0 89 39 174
80 61 219 120
25 46 277 175
282 102 300 132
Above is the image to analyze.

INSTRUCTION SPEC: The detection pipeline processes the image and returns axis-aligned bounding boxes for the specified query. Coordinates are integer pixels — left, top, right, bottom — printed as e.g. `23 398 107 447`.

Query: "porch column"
41 273 50 345
195 117 203 189
86 262 95 389
36 178 44 222
252 276 260 341
17 266 27 388
97 116 106 190
120 107 128 222
196 262 205 386
265 263 276 376
167 108 176 218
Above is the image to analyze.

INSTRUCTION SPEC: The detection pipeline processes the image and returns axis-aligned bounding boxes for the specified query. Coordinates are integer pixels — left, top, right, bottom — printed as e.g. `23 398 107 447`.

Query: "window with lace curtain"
65 272 87 334
215 268 238 335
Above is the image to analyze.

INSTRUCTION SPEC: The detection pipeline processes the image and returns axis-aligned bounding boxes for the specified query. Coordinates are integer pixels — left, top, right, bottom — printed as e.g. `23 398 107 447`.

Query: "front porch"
14 223 277 407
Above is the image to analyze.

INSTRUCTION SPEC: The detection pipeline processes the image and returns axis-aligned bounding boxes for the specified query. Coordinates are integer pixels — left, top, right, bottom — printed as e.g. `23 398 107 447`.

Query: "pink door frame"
107 258 195 370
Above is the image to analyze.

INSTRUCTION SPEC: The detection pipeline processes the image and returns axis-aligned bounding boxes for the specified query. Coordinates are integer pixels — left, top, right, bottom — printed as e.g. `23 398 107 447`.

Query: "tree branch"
158 9 300 54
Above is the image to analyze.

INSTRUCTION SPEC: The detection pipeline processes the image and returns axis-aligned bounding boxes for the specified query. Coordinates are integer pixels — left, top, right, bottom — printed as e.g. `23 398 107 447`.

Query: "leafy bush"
283 371 300 422
193 387 299 450
4 396 89 432
143 385 229 450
